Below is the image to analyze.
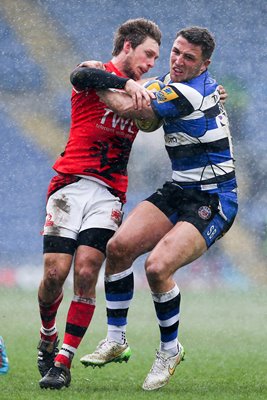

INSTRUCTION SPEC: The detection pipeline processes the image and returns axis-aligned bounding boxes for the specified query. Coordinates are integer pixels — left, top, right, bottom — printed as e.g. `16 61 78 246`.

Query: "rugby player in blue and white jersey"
79 26 238 391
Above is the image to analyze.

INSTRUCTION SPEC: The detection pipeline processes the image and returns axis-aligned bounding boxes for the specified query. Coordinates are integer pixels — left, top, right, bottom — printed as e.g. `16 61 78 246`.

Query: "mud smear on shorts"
48 225 61 236
54 195 71 214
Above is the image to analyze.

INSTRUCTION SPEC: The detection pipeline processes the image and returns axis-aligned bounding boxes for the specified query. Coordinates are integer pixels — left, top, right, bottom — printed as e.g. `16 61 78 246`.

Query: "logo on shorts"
111 209 122 225
44 213 54 227
198 205 212 220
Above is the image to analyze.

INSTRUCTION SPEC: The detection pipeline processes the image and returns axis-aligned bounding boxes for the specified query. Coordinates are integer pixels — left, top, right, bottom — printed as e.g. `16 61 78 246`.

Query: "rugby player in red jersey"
37 18 161 390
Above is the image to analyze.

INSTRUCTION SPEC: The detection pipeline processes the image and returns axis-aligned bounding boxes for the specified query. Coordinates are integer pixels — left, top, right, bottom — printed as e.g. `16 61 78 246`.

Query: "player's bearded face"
122 38 159 81
170 36 210 82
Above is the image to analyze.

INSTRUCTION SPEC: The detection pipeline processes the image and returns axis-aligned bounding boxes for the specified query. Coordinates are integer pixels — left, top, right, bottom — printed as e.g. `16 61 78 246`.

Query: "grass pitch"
0 285 266 400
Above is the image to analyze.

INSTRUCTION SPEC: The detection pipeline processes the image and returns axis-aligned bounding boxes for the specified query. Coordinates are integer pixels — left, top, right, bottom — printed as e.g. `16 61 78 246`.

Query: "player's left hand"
218 84 228 104
125 79 155 110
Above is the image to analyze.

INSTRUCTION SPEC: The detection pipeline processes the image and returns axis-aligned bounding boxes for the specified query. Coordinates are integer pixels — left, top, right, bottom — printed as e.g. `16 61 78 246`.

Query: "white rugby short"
43 178 123 240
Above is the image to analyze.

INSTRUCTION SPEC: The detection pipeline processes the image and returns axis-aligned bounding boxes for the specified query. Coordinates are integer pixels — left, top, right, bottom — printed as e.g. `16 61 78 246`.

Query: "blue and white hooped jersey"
151 70 237 194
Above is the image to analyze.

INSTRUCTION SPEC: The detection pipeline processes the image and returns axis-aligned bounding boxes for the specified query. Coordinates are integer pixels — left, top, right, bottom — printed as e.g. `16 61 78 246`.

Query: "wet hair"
112 18 161 56
176 26 216 60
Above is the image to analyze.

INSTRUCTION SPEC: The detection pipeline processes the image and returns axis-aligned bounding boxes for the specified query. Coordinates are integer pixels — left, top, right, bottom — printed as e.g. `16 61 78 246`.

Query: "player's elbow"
70 67 88 90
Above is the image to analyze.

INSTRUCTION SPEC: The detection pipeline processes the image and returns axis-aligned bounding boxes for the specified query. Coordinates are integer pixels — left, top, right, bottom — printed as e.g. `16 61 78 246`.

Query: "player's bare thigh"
106 201 173 272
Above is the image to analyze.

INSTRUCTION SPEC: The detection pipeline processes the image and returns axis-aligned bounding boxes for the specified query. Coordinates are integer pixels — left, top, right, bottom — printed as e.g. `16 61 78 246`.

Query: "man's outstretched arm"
70 67 129 91
70 67 154 109
97 88 155 120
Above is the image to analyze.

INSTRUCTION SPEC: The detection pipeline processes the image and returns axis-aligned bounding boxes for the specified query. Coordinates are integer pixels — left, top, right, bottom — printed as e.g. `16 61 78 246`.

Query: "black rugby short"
145 181 235 247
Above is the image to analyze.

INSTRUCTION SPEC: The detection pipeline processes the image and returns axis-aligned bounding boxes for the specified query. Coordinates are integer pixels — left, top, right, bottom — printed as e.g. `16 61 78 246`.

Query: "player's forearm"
97 90 135 118
98 90 155 120
70 67 129 90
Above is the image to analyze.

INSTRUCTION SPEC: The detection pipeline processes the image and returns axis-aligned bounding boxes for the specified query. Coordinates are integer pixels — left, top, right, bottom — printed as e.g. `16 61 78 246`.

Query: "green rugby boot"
80 338 131 368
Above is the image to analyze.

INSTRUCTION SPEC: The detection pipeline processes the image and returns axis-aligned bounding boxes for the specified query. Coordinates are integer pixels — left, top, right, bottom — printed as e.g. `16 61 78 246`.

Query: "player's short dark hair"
176 26 216 60
112 18 161 56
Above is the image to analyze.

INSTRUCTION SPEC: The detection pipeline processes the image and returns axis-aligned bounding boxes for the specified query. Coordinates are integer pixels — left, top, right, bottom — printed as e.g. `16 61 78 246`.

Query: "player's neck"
111 54 127 76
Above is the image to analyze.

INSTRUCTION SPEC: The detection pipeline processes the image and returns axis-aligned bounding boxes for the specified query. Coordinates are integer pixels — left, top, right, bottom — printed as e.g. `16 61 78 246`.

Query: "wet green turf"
0 286 266 399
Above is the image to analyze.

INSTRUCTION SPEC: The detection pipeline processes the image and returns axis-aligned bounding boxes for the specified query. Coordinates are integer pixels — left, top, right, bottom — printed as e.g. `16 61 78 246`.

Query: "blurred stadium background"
0 0 266 289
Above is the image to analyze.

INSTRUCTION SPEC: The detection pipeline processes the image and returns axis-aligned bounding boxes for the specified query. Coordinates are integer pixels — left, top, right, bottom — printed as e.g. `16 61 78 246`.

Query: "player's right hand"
78 60 105 70
125 79 155 110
